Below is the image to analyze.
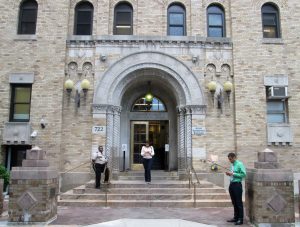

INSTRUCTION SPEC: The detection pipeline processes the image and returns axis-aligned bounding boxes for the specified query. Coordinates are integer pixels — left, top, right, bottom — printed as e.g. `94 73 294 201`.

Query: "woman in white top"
141 141 155 183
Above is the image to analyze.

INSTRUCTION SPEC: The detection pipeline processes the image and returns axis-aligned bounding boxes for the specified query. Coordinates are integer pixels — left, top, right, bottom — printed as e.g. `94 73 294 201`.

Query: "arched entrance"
92 51 206 179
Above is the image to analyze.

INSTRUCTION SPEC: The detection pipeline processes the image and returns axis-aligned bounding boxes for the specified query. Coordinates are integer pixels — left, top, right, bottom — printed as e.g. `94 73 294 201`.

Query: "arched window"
262 3 280 38
74 1 93 35
132 97 166 112
168 4 186 36
114 2 133 35
207 5 225 37
18 0 38 34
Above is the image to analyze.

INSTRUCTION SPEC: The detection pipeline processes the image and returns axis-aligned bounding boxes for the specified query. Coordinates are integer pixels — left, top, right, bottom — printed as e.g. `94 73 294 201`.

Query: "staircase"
58 171 231 207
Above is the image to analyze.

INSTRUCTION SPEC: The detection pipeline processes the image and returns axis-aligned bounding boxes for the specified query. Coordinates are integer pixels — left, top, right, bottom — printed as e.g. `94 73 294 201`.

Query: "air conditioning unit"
268 86 288 98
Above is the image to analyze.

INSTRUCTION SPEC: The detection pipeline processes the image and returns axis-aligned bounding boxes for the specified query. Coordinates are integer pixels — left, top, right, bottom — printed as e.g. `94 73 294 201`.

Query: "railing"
58 161 91 195
188 167 200 208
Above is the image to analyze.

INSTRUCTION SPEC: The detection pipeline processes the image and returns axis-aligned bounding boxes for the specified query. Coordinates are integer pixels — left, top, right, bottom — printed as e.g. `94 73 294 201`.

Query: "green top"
230 160 246 182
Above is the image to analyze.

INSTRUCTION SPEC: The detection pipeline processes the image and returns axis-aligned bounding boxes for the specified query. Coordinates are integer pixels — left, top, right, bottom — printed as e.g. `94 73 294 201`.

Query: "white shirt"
92 151 107 164
141 146 155 159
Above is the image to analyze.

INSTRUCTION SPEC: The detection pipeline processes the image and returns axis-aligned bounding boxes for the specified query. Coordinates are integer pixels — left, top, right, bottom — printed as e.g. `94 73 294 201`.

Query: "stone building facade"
0 0 299 190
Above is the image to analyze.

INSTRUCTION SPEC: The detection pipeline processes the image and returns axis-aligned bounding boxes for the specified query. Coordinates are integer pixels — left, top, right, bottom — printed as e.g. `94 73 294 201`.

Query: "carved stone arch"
72 0 95 8
111 0 136 10
206 1 226 10
251 0 286 10
67 61 78 77
221 64 231 78
94 51 205 106
206 63 216 79
82 62 93 76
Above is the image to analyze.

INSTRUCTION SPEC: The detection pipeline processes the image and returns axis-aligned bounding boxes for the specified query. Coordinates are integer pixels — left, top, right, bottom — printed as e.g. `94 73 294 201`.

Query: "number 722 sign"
92 126 106 134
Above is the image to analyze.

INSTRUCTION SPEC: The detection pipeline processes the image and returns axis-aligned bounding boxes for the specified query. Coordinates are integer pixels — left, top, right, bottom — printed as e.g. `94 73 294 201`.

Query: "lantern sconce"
207 81 217 104
64 78 90 108
223 80 233 104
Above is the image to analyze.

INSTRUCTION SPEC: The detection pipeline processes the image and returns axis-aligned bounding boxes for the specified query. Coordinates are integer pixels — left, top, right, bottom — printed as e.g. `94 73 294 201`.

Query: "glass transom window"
132 97 166 112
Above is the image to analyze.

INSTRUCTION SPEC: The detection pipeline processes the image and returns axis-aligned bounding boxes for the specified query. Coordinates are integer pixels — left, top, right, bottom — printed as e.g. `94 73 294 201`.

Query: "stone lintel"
22 160 49 167
11 169 58 180
247 169 293 182
254 162 279 169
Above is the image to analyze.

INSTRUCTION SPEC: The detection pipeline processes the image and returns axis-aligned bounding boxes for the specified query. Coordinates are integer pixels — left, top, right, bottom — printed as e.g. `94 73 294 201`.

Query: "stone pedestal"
246 148 294 226
9 146 58 223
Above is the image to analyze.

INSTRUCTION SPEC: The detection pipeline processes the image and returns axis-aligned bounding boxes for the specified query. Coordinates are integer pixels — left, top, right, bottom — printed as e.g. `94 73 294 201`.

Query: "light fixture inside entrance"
144 81 153 102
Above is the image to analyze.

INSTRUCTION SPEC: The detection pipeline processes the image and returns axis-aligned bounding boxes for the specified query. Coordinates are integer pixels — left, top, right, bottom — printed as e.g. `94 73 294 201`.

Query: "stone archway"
92 51 206 179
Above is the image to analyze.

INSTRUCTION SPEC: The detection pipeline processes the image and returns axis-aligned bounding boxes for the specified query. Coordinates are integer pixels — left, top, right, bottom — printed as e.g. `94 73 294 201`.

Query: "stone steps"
74 187 226 194
59 171 231 208
60 192 229 200
58 199 232 208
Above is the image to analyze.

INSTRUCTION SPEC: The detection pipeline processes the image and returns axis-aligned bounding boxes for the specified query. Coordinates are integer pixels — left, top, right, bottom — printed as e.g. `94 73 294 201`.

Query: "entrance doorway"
131 120 169 170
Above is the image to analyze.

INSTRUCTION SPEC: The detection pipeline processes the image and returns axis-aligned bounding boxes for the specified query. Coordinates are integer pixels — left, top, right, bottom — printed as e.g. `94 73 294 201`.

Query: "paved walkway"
50 206 253 227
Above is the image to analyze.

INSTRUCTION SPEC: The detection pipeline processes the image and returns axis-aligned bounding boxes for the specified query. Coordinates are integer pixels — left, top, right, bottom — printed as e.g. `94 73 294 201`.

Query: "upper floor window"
207 4 225 37
132 97 166 112
168 4 186 36
262 3 280 38
74 1 94 35
18 0 38 34
114 2 133 35
10 84 32 122
266 86 288 123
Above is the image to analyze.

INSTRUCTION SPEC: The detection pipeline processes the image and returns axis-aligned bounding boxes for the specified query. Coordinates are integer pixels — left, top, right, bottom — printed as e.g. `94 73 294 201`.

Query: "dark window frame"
262 3 281 38
266 86 288 123
74 1 94 35
18 0 38 35
167 4 186 36
10 84 32 122
113 2 133 35
207 4 226 37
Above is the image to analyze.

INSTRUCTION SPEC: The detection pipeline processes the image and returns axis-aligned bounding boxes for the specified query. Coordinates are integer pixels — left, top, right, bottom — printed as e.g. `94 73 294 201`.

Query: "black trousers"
229 182 244 220
143 158 153 182
94 163 105 188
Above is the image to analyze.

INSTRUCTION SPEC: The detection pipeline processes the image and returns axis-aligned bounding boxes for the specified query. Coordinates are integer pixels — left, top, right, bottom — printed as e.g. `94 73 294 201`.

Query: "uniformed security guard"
92 146 107 189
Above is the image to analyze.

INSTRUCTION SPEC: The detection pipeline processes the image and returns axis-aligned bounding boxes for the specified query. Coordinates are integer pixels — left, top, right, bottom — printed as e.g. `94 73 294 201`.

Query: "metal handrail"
188 166 200 208
58 161 91 195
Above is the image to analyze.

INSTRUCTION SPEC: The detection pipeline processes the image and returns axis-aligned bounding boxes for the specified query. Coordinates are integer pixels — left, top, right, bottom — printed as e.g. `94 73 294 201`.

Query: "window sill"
262 38 284 45
14 35 37 41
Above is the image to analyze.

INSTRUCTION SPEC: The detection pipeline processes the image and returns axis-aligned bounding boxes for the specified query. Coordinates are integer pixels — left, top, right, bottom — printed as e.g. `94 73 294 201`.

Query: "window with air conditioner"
266 86 288 123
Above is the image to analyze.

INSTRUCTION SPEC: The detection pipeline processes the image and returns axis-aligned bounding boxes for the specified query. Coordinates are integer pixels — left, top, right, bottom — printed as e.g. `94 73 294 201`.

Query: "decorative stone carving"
206 64 216 79
2 122 31 145
82 62 93 76
267 192 287 213
221 64 231 78
267 124 293 145
17 191 37 211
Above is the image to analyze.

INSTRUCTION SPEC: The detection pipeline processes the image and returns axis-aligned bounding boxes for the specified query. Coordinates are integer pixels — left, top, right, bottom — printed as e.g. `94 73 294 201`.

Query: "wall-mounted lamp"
207 81 217 104
64 78 90 108
40 117 47 129
223 81 233 103
100 54 107 62
192 55 198 63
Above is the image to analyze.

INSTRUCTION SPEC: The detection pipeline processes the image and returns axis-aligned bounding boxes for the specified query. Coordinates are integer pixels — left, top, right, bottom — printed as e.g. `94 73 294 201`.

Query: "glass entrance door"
131 121 169 170
131 121 149 170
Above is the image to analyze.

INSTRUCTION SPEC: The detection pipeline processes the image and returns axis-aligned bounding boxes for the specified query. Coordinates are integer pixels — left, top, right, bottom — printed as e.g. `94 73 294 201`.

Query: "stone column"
185 106 192 170
177 107 186 179
9 146 58 223
246 148 294 226
105 105 114 170
112 106 121 180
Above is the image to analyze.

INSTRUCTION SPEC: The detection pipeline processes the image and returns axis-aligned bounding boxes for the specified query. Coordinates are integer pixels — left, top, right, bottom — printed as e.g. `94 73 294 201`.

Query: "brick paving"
50 206 252 226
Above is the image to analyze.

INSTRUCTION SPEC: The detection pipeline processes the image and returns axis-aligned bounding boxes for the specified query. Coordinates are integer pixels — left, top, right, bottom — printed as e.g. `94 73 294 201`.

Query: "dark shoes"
227 218 243 225
234 220 243 225
95 186 100 189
